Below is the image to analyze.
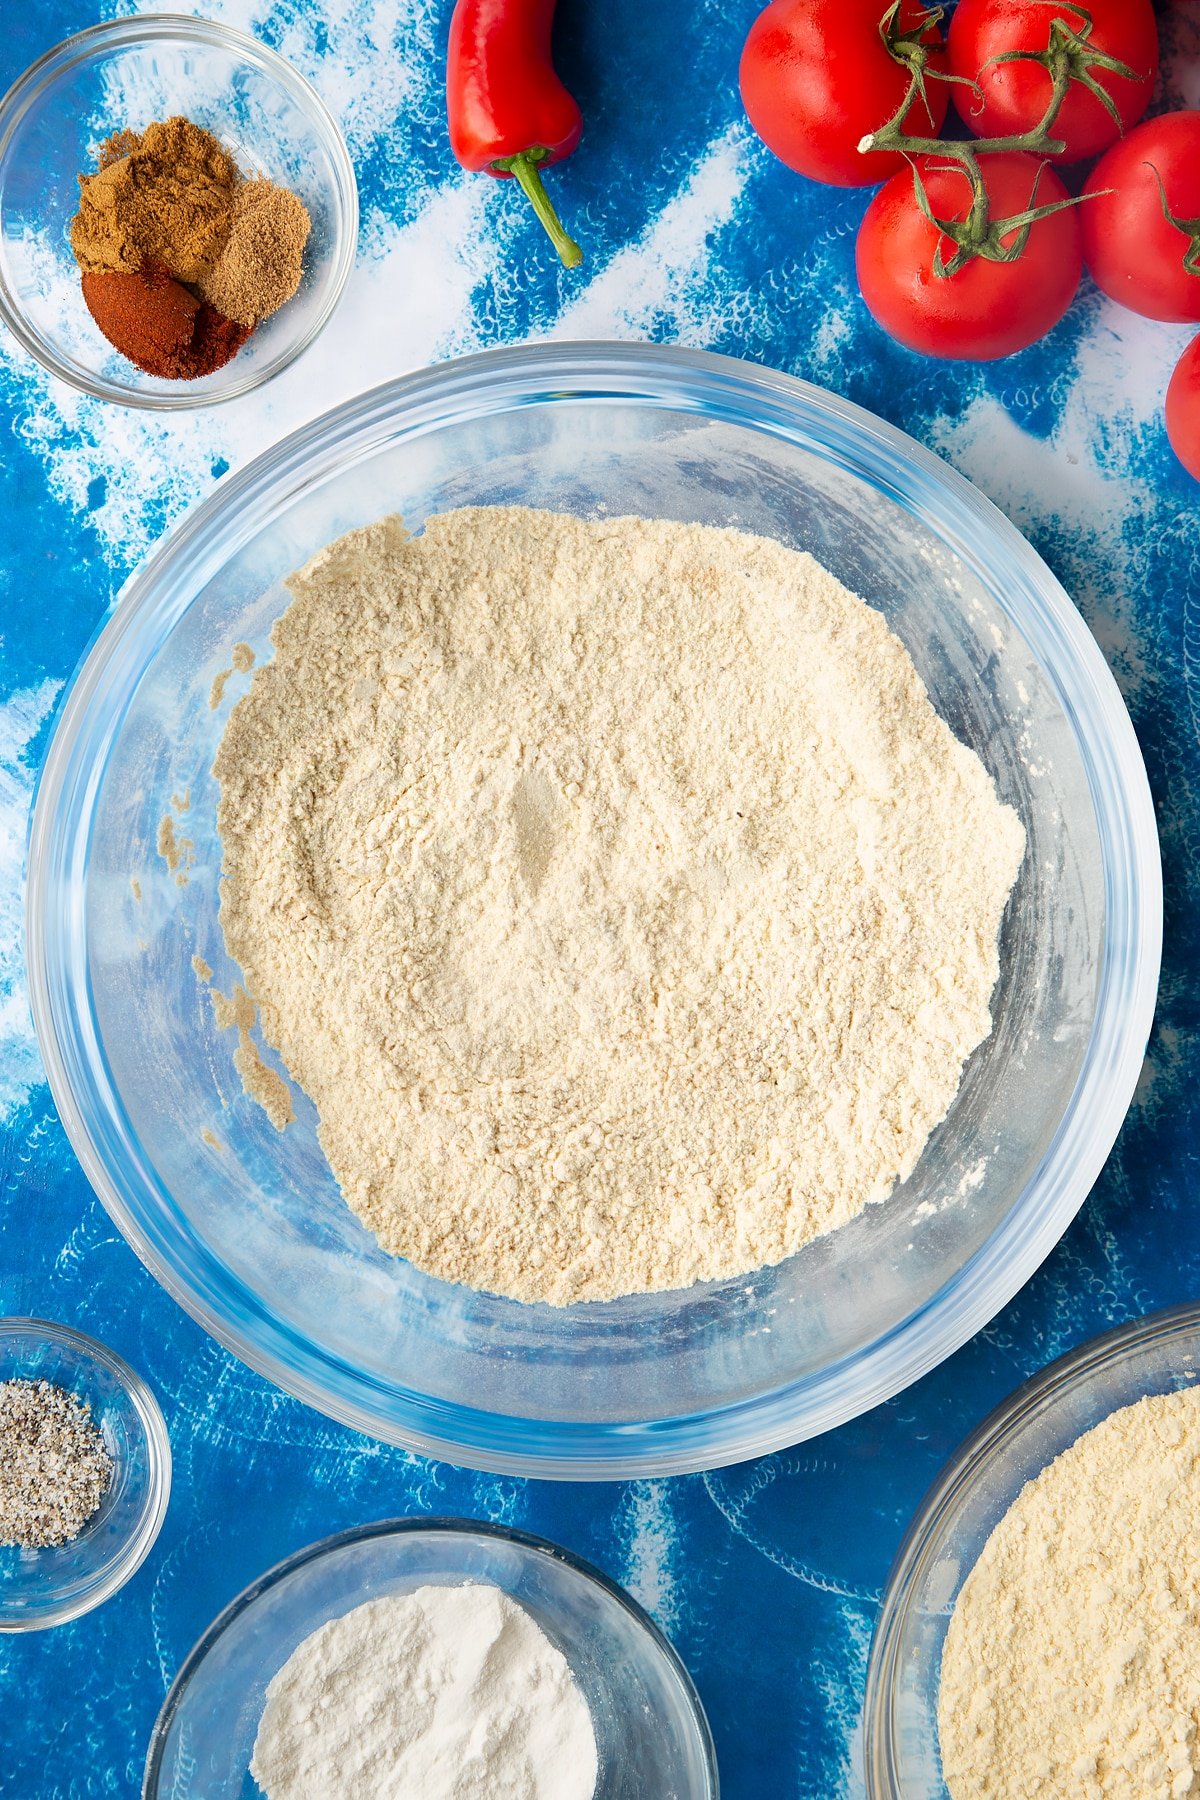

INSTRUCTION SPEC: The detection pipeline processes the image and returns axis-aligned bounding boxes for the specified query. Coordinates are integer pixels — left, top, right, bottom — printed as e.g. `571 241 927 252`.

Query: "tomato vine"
858 2 1147 275
1150 168 1200 282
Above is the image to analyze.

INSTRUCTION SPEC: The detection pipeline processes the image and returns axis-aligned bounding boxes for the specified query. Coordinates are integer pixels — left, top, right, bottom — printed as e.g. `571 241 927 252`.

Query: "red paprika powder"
81 260 251 379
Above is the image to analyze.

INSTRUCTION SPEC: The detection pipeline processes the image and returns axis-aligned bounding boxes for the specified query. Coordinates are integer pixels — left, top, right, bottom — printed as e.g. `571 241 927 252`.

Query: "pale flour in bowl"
939 1386 1200 1799
209 506 1024 1304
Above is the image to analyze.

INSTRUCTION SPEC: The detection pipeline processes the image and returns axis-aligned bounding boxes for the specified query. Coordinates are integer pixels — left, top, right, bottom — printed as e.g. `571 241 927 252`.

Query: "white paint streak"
1071 301 1193 439
549 124 751 342
826 1603 872 1800
809 306 854 374
926 295 1194 695
112 0 427 161
932 394 1130 525
1 105 757 574
622 1480 680 1633
0 680 64 1120
929 293 1188 539
0 0 507 569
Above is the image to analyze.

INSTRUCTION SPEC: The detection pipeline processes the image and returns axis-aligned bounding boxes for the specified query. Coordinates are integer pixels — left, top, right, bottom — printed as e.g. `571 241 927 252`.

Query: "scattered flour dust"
249 1583 598 1800
207 982 293 1130
212 506 1024 1305
209 641 256 710
939 1386 1200 1800
155 812 192 884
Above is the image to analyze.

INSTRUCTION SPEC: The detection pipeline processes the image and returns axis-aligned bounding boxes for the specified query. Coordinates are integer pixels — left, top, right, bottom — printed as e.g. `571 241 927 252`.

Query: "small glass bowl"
0 1317 171 1631
862 1300 1200 1798
0 14 357 407
144 1516 718 1798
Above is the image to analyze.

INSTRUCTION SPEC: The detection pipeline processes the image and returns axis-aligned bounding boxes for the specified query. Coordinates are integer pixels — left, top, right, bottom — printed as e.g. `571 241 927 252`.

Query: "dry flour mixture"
939 1386 1200 1800
250 1583 597 1800
211 506 1024 1304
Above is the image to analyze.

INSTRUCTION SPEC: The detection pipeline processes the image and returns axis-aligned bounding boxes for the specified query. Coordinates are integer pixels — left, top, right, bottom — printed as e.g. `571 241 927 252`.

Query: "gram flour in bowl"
205 505 1024 1306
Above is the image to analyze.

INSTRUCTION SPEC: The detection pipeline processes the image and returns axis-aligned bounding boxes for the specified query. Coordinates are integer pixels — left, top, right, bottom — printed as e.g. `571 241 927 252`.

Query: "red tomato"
1081 113 1200 325
855 152 1083 359
739 0 950 188
1166 337 1200 482
948 0 1159 162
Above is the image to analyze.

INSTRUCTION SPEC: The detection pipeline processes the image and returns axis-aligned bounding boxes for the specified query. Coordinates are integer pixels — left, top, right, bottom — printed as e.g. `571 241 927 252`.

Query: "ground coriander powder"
197 178 310 327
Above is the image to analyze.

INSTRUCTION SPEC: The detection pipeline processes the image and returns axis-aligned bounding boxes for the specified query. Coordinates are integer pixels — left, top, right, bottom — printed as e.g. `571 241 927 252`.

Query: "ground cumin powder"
71 116 238 286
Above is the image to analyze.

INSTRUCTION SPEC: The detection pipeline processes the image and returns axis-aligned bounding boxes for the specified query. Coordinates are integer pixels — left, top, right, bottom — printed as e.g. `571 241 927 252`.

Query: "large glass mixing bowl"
26 344 1161 1478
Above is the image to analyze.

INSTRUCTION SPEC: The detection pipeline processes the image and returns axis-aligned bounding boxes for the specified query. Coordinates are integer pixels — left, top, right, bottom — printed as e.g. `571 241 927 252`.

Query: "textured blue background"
1 2 1198 1795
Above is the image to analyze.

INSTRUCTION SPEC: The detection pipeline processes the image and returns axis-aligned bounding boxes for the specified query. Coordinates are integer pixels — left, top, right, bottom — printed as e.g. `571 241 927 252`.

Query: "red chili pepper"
447 0 583 268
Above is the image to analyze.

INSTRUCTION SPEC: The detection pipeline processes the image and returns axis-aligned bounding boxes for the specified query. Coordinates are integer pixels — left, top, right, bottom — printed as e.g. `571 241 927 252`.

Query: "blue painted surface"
0 2 1196 1795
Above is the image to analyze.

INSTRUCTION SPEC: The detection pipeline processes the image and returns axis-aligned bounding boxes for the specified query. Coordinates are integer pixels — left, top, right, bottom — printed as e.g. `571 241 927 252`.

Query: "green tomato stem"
860 4 1133 275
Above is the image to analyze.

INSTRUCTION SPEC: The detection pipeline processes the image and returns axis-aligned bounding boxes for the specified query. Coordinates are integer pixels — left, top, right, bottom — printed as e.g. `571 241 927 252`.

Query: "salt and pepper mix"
70 115 310 379
0 1378 112 1550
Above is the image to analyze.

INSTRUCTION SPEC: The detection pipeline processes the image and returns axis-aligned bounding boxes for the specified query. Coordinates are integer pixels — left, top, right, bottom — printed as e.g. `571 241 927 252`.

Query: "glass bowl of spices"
0 1317 171 1631
862 1300 1200 1799
0 15 356 407
144 1516 719 1799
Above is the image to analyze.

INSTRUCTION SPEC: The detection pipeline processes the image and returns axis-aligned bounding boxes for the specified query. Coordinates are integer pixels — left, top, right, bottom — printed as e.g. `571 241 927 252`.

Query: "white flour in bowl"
211 506 1024 1304
249 1582 597 1800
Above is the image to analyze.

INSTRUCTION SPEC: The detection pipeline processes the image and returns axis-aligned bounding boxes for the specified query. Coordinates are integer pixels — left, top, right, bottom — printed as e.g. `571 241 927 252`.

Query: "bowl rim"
25 341 1163 1478
0 11 358 409
141 1512 720 1799
861 1298 1200 1798
0 1314 172 1631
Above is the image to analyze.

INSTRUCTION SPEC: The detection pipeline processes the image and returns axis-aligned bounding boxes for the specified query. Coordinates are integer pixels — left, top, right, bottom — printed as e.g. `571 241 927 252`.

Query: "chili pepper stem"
495 150 583 268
